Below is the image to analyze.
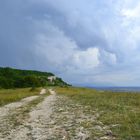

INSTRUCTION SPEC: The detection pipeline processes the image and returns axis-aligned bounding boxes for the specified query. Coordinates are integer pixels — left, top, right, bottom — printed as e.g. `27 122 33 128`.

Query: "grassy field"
0 88 41 106
56 87 140 140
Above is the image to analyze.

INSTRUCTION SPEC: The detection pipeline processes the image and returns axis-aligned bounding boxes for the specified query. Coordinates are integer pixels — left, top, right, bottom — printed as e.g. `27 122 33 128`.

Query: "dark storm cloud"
0 0 140 86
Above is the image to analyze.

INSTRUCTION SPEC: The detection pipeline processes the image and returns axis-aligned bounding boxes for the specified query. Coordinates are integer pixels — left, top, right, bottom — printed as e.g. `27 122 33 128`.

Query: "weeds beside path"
56 87 140 140
0 88 41 106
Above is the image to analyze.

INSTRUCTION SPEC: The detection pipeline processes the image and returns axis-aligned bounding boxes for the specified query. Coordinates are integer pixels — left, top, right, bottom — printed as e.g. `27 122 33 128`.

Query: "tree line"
0 67 68 89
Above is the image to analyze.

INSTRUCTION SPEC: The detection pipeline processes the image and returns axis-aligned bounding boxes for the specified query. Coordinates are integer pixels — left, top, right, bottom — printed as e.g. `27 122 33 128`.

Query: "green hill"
0 67 69 89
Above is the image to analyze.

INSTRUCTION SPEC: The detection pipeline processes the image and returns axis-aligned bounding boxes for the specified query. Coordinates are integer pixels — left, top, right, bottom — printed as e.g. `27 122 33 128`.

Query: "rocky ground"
0 89 116 140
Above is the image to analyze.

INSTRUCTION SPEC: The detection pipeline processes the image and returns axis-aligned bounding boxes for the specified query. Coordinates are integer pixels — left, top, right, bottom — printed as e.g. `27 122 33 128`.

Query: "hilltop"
0 67 69 89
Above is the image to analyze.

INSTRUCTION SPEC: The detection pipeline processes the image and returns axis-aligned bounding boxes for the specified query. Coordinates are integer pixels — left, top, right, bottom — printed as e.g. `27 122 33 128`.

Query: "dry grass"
0 88 41 106
56 87 140 140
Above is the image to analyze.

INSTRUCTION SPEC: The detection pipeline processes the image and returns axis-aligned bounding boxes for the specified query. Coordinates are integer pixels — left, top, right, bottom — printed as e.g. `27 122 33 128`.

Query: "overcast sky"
0 0 140 86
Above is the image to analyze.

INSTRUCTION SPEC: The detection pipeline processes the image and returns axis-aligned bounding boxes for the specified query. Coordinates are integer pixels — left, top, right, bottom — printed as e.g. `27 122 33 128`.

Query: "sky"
0 0 140 86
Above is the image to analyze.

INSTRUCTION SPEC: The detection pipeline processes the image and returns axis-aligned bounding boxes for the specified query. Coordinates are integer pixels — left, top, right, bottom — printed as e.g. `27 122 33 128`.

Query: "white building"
47 76 56 82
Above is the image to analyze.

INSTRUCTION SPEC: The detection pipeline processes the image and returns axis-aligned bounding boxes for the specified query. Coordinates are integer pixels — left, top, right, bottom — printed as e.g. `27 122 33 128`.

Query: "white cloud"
122 7 140 19
73 48 100 69
34 21 100 73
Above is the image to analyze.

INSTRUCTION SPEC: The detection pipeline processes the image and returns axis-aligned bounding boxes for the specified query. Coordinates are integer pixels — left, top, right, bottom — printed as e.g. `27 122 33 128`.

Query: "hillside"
0 67 69 88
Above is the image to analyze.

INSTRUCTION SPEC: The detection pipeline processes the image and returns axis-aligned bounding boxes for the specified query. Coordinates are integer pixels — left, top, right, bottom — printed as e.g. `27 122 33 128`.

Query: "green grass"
56 87 140 140
0 88 41 106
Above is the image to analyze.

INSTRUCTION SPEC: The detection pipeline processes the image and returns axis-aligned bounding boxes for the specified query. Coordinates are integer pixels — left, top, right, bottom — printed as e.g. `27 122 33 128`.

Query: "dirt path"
0 89 115 140
5 89 57 140
40 89 46 95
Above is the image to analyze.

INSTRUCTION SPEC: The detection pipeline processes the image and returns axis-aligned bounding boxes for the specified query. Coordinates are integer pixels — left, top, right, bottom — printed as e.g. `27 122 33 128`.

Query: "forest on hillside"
0 67 68 89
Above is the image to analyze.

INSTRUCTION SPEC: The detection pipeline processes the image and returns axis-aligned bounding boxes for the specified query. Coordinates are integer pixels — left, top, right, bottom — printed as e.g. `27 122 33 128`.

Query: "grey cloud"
0 0 140 86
